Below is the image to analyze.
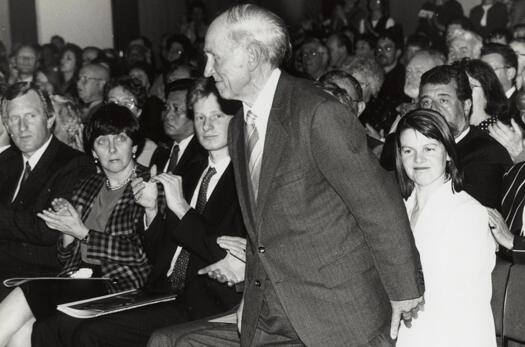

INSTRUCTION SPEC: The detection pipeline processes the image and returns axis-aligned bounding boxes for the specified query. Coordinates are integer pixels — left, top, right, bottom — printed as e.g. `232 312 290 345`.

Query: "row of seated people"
0 79 245 346
2 52 525 347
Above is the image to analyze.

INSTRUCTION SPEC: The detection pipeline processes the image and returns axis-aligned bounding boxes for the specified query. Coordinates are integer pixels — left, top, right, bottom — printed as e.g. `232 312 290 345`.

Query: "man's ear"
463 98 472 119
247 42 263 71
507 66 517 84
357 101 366 117
46 114 56 131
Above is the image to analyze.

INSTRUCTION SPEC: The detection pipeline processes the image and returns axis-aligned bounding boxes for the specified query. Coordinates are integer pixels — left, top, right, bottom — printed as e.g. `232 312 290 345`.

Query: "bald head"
77 64 109 104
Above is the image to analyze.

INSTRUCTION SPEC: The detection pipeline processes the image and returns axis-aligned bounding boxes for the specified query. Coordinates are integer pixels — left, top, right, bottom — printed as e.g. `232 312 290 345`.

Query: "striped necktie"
245 110 262 200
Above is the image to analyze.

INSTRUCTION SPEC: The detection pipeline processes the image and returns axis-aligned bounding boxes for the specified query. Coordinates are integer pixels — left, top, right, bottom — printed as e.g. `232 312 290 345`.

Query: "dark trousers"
32 300 189 347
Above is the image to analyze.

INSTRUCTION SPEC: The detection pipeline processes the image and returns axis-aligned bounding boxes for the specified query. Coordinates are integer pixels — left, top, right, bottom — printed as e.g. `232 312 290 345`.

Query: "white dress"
396 181 496 347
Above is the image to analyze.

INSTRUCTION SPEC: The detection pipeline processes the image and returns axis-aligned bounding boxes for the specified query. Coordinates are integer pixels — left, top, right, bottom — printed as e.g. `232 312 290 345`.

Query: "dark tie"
166 144 179 173
13 161 31 201
168 166 217 291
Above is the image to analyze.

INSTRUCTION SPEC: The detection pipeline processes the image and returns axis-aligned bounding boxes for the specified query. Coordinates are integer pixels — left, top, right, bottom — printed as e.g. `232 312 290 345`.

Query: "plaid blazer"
57 165 152 292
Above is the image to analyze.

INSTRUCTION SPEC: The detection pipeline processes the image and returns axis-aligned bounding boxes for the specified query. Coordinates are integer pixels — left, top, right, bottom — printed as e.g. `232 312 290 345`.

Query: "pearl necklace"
106 165 136 191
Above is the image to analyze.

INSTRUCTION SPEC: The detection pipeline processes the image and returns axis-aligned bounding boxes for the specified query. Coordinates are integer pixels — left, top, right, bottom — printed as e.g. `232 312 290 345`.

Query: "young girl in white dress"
394 109 496 347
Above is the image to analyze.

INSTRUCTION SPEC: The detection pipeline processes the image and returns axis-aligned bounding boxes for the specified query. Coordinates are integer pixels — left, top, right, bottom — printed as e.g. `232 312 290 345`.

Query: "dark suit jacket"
470 2 508 38
150 135 207 198
457 126 512 208
500 161 525 263
381 126 511 208
0 137 94 275
144 162 244 320
229 72 423 346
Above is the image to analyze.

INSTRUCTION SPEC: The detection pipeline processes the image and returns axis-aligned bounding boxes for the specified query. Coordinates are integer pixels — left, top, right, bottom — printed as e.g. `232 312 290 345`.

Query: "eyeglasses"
78 75 103 83
376 46 394 53
108 98 136 110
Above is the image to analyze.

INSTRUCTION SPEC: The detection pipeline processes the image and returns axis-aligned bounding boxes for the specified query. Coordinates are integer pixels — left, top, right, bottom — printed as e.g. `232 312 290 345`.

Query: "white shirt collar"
0 144 10 154
455 126 470 143
164 134 194 172
24 135 53 169
207 155 231 176
506 86 516 99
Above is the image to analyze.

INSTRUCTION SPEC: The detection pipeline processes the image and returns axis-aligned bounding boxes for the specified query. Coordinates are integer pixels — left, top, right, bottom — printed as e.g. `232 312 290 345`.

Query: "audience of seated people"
3 1 525 345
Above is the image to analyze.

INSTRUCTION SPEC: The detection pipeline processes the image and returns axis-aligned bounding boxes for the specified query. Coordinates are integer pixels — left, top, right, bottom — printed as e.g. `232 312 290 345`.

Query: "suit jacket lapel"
254 75 289 225
230 110 257 235
0 149 23 204
15 137 59 204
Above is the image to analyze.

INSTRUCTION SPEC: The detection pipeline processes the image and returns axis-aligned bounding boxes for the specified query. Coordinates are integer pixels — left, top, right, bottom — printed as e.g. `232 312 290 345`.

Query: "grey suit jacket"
229 72 424 346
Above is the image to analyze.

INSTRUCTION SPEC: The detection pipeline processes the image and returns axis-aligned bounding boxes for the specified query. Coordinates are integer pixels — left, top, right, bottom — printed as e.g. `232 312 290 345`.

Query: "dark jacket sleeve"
0 156 94 245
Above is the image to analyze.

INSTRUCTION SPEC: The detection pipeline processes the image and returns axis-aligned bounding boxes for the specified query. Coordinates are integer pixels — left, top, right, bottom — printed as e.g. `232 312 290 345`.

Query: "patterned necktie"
166 144 179 173
169 166 217 291
245 110 262 200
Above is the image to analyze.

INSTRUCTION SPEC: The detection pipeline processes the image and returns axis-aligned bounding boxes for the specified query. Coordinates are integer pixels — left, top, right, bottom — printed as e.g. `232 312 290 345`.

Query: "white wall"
35 0 113 48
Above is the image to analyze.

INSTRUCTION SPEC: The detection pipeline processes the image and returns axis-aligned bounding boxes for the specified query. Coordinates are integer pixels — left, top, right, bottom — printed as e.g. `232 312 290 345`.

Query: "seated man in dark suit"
0 82 94 300
150 79 207 197
380 65 512 209
31 77 245 347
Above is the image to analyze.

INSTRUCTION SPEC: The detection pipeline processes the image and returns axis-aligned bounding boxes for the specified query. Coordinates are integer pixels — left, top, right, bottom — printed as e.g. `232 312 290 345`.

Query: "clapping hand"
487 208 515 250
489 119 525 163
132 165 159 225
37 199 89 240
131 165 158 209
198 237 247 287
152 173 190 218
390 296 425 339
217 236 246 262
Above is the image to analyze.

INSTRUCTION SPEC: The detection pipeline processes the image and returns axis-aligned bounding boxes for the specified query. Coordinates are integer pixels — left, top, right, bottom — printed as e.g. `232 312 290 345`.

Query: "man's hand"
390 296 424 339
37 200 89 240
216 236 246 262
152 173 190 218
488 208 515 250
132 165 158 224
489 119 525 163
197 251 245 286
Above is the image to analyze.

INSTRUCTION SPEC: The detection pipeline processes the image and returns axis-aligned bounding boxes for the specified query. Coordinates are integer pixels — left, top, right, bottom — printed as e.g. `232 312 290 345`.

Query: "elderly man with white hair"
148 4 425 347
447 28 483 63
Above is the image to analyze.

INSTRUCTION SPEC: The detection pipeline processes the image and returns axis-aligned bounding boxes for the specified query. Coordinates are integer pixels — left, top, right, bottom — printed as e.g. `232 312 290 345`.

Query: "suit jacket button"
258 246 265 253
255 280 261 287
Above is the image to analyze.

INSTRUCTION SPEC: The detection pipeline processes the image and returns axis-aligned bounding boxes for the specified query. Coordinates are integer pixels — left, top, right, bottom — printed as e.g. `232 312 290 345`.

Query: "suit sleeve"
165 206 245 264
512 236 525 263
311 100 424 301
0 156 94 245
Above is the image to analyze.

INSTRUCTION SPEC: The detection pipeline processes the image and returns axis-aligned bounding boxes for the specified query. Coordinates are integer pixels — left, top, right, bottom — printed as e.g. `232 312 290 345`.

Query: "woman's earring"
132 152 136 159
94 157 98 165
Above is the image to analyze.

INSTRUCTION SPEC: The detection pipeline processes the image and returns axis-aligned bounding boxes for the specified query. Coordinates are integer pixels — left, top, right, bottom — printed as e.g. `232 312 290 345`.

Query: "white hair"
222 4 291 68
